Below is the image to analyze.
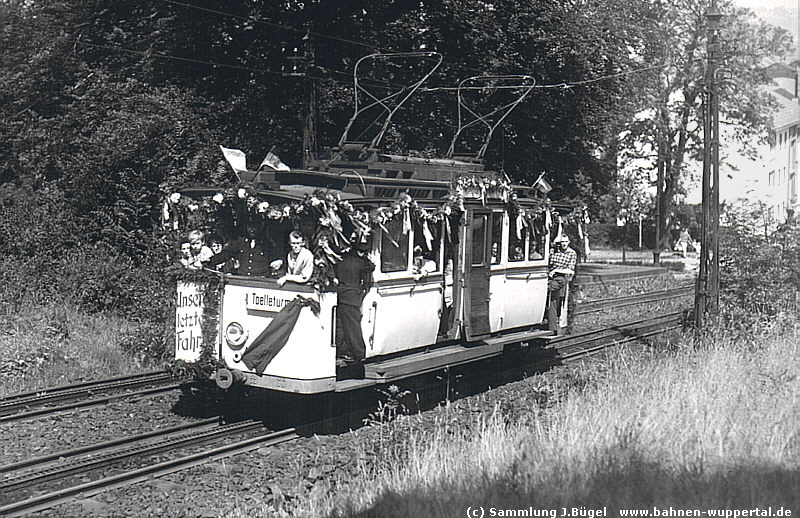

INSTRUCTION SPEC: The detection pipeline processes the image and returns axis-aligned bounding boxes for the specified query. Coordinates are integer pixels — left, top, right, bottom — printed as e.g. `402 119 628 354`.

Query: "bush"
116 320 172 364
719 208 800 331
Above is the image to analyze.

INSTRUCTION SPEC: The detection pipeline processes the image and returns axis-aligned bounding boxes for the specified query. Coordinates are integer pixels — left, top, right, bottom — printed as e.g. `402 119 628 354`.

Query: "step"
364 329 553 382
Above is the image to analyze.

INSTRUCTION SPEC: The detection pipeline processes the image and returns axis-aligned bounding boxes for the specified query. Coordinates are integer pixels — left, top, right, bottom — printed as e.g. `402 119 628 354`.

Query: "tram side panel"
362 276 443 357
501 266 548 328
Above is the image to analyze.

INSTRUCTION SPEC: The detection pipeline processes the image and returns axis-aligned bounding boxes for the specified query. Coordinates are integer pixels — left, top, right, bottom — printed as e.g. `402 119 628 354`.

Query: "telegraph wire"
163 0 488 75
148 0 768 94
77 38 681 96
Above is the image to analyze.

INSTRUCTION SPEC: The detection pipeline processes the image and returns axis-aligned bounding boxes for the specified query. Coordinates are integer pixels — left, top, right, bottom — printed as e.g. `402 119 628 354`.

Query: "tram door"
464 209 491 338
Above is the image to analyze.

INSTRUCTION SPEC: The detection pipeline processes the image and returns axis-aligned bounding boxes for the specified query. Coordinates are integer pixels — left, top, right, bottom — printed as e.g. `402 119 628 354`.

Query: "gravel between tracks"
32 354 616 518
0 390 211 467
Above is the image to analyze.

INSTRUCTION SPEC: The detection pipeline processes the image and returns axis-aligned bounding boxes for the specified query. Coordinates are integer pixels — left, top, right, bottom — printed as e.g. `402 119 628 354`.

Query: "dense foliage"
719 202 800 331
0 0 790 347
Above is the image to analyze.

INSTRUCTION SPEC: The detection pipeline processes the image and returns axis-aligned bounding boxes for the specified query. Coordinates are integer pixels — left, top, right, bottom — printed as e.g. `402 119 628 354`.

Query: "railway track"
0 420 297 517
0 370 183 423
0 308 688 517
574 284 693 315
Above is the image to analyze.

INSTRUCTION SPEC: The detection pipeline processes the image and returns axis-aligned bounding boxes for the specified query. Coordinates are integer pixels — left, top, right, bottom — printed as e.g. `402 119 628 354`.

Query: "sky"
734 0 794 7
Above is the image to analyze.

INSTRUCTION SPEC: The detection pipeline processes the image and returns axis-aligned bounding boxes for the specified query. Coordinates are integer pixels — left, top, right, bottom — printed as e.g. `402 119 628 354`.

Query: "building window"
769 171 775 186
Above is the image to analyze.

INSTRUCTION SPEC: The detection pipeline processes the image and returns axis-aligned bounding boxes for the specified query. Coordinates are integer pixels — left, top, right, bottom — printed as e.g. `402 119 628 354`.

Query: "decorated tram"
163 52 589 394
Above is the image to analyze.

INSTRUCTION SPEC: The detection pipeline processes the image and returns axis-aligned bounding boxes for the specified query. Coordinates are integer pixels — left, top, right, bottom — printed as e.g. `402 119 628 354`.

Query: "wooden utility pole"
284 31 318 168
696 0 722 328
654 140 664 264
302 32 318 168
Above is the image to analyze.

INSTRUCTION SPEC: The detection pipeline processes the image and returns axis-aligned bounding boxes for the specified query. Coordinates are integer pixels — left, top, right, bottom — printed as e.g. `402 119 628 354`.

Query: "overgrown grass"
0 304 155 396
297 326 800 517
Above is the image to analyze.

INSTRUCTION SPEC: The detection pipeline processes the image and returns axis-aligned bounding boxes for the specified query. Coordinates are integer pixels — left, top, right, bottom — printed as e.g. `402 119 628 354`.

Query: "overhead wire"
161 0 681 93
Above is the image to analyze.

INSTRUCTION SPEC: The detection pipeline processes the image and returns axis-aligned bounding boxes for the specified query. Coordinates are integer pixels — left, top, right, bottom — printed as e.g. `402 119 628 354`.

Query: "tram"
164 53 587 394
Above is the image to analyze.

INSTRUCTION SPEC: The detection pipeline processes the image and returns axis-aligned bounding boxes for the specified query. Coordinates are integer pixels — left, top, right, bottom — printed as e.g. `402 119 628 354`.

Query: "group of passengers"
177 226 373 375
177 226 314 285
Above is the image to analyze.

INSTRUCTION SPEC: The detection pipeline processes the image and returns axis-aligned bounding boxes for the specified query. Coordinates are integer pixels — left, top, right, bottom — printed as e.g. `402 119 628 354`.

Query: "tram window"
507 225 525 262
380 217 410 273
412 217 441 272
471 214 487 266
490 213 502 264
528 228 544 260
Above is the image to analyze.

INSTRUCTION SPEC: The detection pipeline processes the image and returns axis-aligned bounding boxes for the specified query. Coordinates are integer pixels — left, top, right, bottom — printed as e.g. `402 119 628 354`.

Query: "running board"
364 329 554 382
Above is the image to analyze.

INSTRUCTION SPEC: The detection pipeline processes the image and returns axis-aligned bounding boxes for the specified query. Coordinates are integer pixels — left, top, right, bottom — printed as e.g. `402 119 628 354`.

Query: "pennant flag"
553 220 563 243
259 150 290 171
422 221 434 250
220 146 247 173
402 207 412 235
533 174 552 194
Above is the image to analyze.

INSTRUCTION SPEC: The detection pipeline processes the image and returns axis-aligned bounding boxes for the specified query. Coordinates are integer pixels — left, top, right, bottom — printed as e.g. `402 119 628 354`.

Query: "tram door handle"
368 301 378 349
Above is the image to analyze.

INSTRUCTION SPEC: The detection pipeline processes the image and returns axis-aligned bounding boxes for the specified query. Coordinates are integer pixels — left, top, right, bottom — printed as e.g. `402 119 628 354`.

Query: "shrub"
116 320 172 364
719 206 800 331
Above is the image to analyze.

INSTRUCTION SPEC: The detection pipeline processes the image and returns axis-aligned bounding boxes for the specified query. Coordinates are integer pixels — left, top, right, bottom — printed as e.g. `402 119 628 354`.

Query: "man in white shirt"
276 231 314 286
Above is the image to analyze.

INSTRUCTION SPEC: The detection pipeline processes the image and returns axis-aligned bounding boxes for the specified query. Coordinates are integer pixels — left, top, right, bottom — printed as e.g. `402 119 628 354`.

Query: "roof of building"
772 95 799 131
766 62 796 79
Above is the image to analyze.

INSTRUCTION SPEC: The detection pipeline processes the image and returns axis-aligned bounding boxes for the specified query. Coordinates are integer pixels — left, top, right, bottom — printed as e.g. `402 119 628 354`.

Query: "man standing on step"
334 240 374 372
548 234 577 336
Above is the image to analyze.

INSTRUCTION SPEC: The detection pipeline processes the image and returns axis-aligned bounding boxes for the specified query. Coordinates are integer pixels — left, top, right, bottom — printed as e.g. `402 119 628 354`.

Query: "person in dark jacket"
334 242 374 368
209 222 272 276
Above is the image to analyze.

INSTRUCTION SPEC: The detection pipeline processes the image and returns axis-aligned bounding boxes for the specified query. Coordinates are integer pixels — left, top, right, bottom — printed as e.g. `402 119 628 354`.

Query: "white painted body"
175 206 561 394
217 277 337 393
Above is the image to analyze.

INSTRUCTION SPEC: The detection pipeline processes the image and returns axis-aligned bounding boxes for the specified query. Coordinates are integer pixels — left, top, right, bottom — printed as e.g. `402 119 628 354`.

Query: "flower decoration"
160 175 587 289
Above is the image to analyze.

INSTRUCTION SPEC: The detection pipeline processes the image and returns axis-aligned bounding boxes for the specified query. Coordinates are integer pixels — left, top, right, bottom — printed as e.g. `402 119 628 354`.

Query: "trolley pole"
696 0 723 328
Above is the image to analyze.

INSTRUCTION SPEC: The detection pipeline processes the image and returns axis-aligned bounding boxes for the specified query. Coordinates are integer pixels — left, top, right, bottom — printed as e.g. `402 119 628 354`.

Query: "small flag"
422 221 434 250
220 146 248 173
259 150 290 171
533 174 552 194
553 221 563 243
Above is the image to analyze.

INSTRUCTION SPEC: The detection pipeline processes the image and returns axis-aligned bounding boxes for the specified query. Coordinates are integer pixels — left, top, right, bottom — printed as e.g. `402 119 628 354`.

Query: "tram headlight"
225 322 248 349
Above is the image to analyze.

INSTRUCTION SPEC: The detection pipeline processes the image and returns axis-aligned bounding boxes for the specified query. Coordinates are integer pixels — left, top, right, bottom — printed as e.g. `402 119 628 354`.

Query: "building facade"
763 62 799 224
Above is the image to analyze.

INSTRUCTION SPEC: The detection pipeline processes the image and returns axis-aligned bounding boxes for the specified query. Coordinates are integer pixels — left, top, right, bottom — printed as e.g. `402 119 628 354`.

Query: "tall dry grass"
0 304 148 396
300 326 800 517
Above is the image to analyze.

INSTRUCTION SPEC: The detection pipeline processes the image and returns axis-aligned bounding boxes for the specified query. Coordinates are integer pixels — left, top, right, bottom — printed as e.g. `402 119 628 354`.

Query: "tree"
617 0 792 259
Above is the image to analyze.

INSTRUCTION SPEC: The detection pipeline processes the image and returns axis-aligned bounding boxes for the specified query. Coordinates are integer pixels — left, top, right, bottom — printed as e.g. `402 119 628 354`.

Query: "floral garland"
452 174 514 203
162 186 466 290
160 177 587 288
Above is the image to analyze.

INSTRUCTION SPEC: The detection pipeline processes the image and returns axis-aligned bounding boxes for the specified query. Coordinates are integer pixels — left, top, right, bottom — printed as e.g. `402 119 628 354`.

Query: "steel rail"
556 313 683 351
0 311 689 517
0 428 299 517
575 285 693 314
559 323 683 362
0 383 182 424
0 370 169 403
0 420 264 492
0 417 220 474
